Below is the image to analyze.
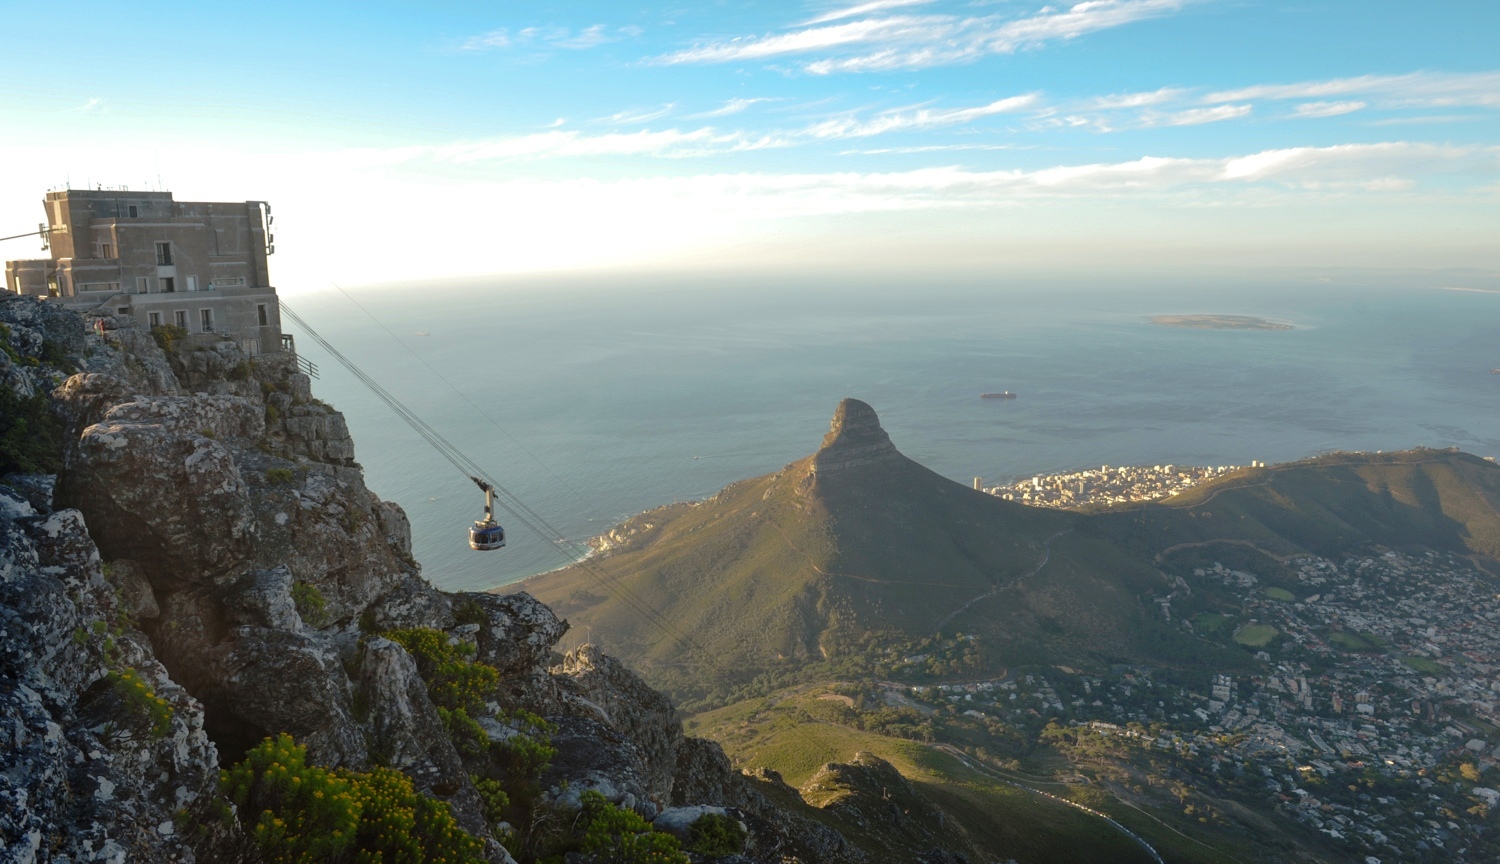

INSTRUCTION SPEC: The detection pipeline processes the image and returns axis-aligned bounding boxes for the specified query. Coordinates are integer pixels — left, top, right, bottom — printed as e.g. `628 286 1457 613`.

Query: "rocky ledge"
0 296 873 864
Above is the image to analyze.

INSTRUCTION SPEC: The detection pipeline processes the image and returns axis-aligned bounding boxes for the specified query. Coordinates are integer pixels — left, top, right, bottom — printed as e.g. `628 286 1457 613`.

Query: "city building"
4 188 283 355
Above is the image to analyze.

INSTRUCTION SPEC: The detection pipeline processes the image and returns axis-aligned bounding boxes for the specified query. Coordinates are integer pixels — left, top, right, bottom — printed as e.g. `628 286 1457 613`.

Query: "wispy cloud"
430 128 780 161
459 24 629 52
600 104 677 124
1140 103 1252 127
1085 87 1187 110
1291 100 1366 119
840 143 1030 155
693 97 779 118
659 0 1188 72
804 94 1040 138
1206 71 1500 109
62 97 106 115
801 0 937 26
418 93 1039 162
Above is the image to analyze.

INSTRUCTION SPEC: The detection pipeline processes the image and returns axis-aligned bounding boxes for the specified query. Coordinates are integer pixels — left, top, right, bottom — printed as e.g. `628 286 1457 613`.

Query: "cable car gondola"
469 478 506 551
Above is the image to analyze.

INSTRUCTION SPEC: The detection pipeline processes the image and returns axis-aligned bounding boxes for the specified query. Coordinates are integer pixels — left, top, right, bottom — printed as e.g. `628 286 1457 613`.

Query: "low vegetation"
290 582 329 628
221 733 487 864
0 386 64 475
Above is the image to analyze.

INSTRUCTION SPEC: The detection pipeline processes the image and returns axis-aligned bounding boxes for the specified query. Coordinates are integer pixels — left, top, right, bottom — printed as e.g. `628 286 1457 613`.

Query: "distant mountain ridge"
519 399 1500 700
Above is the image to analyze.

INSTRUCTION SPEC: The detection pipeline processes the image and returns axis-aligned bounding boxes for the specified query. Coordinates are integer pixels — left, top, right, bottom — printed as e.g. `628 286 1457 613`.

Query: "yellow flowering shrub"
103 668 173 742
222 734 486 864
384 628 498 715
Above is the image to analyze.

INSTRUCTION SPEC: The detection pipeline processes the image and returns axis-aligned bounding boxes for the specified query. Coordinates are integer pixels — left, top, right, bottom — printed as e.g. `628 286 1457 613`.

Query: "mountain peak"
814 398 898 473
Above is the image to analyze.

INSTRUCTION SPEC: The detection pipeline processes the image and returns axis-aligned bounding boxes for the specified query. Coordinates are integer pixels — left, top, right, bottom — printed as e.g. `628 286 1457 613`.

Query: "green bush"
565 790 688 864
222 733 486 864
472 776 510 828
103 668 174 742
0 386 63 475
265 467 295 486
384 628 498 715
688 811 747 857
291 582 330 628
439 707 491 760
453 599 488 628
265 404 281 426
150 323 189 355
492 710 557 782
228 360 252 381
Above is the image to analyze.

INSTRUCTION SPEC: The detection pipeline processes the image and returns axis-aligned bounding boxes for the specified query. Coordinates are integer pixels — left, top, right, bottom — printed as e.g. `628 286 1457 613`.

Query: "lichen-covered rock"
541 715 655 816
358 637 491 836
60 396 262 584
0 480 234 864
556 644 684 804
204 626 367 768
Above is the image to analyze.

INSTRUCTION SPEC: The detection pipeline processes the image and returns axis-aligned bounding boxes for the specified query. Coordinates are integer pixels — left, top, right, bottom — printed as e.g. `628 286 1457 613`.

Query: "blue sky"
2 0 1497 285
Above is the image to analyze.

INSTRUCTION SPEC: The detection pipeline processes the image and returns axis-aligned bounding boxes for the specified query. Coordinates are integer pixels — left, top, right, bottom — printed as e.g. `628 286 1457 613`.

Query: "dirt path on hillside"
931 527 1072 632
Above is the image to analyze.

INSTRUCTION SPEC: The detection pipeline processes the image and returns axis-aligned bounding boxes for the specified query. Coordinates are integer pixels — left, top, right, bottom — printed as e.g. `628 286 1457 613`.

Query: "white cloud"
600 104 677 124
660 0 1187 72
693 97 779 118
801 0 937 26
804 94 1040 138
429 128 778 161
1206 71 1500 109
7 139 1491 284
1085 87 1187 109
459 24 624 52
553 24 612 49
1291 100 1366 119
1140 103 1252 127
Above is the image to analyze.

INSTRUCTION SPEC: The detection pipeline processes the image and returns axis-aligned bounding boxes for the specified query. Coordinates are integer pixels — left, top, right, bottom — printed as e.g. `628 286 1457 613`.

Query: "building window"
148 312 162 327
257 304 268 326
161 277 175 293
186 275 198 292
117 307 129 316
174 310 187 329
199 309 214 333
135 276 149 294
155 242 172 265
100 242 114 258
128 205 139 218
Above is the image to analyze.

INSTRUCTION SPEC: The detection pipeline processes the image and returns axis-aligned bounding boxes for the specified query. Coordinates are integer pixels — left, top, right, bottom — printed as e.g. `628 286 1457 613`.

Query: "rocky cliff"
0 296 872 864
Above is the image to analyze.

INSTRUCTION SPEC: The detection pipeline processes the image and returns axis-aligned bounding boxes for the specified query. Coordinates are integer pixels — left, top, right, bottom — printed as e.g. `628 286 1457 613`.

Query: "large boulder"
59 395 262 584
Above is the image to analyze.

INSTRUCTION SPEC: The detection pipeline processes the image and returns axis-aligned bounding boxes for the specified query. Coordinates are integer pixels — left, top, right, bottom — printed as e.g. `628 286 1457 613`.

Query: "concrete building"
5 189 283 355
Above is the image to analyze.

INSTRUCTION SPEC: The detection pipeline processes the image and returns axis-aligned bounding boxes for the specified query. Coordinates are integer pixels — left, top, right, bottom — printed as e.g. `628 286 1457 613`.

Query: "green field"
1327 631 1372 651
1194 613 1231 633
1263 587 1295 602
1233 624 1278 647
1401 656 1448 675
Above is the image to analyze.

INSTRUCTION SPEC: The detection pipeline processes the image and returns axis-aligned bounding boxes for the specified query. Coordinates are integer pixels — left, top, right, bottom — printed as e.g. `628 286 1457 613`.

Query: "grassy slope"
523 442 1500 694
1090 449 1500 566
690 688 1161 864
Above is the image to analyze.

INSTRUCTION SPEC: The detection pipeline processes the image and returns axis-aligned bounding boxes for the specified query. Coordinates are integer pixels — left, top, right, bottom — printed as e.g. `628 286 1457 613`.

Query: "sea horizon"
284 266 1500 593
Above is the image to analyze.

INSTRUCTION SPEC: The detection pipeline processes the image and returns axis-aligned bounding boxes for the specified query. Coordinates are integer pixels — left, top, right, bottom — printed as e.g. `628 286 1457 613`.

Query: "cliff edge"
0 296 863 864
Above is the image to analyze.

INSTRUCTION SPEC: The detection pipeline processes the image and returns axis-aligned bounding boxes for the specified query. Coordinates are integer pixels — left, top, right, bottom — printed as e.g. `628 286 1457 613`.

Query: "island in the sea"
1149 313 1293 330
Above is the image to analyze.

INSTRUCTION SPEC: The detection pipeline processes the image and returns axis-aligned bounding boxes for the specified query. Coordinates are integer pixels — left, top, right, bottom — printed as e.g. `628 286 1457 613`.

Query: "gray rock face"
61 394 262 584
2 307 861 864
812 398 898 474
359 637 491 833
0 481 234 864
556 644 686 804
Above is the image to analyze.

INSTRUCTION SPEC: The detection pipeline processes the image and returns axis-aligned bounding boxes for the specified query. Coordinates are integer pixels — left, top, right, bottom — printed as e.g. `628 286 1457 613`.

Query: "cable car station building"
5 189 284 355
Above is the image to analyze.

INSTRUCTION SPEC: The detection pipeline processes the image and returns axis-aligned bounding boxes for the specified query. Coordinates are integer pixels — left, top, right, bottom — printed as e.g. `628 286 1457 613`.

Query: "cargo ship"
980 391 1018 400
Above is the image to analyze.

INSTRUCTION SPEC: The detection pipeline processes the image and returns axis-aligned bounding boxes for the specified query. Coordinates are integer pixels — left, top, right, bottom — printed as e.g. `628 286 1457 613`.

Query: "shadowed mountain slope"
518 401 1500 697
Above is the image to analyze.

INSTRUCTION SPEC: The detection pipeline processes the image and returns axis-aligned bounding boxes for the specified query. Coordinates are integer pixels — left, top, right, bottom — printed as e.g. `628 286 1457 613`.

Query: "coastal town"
898 549 1500 862
982 462 1262 508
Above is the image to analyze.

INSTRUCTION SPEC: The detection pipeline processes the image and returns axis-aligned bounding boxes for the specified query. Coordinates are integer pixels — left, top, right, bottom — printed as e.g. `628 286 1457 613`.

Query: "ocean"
283 269 1500 593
